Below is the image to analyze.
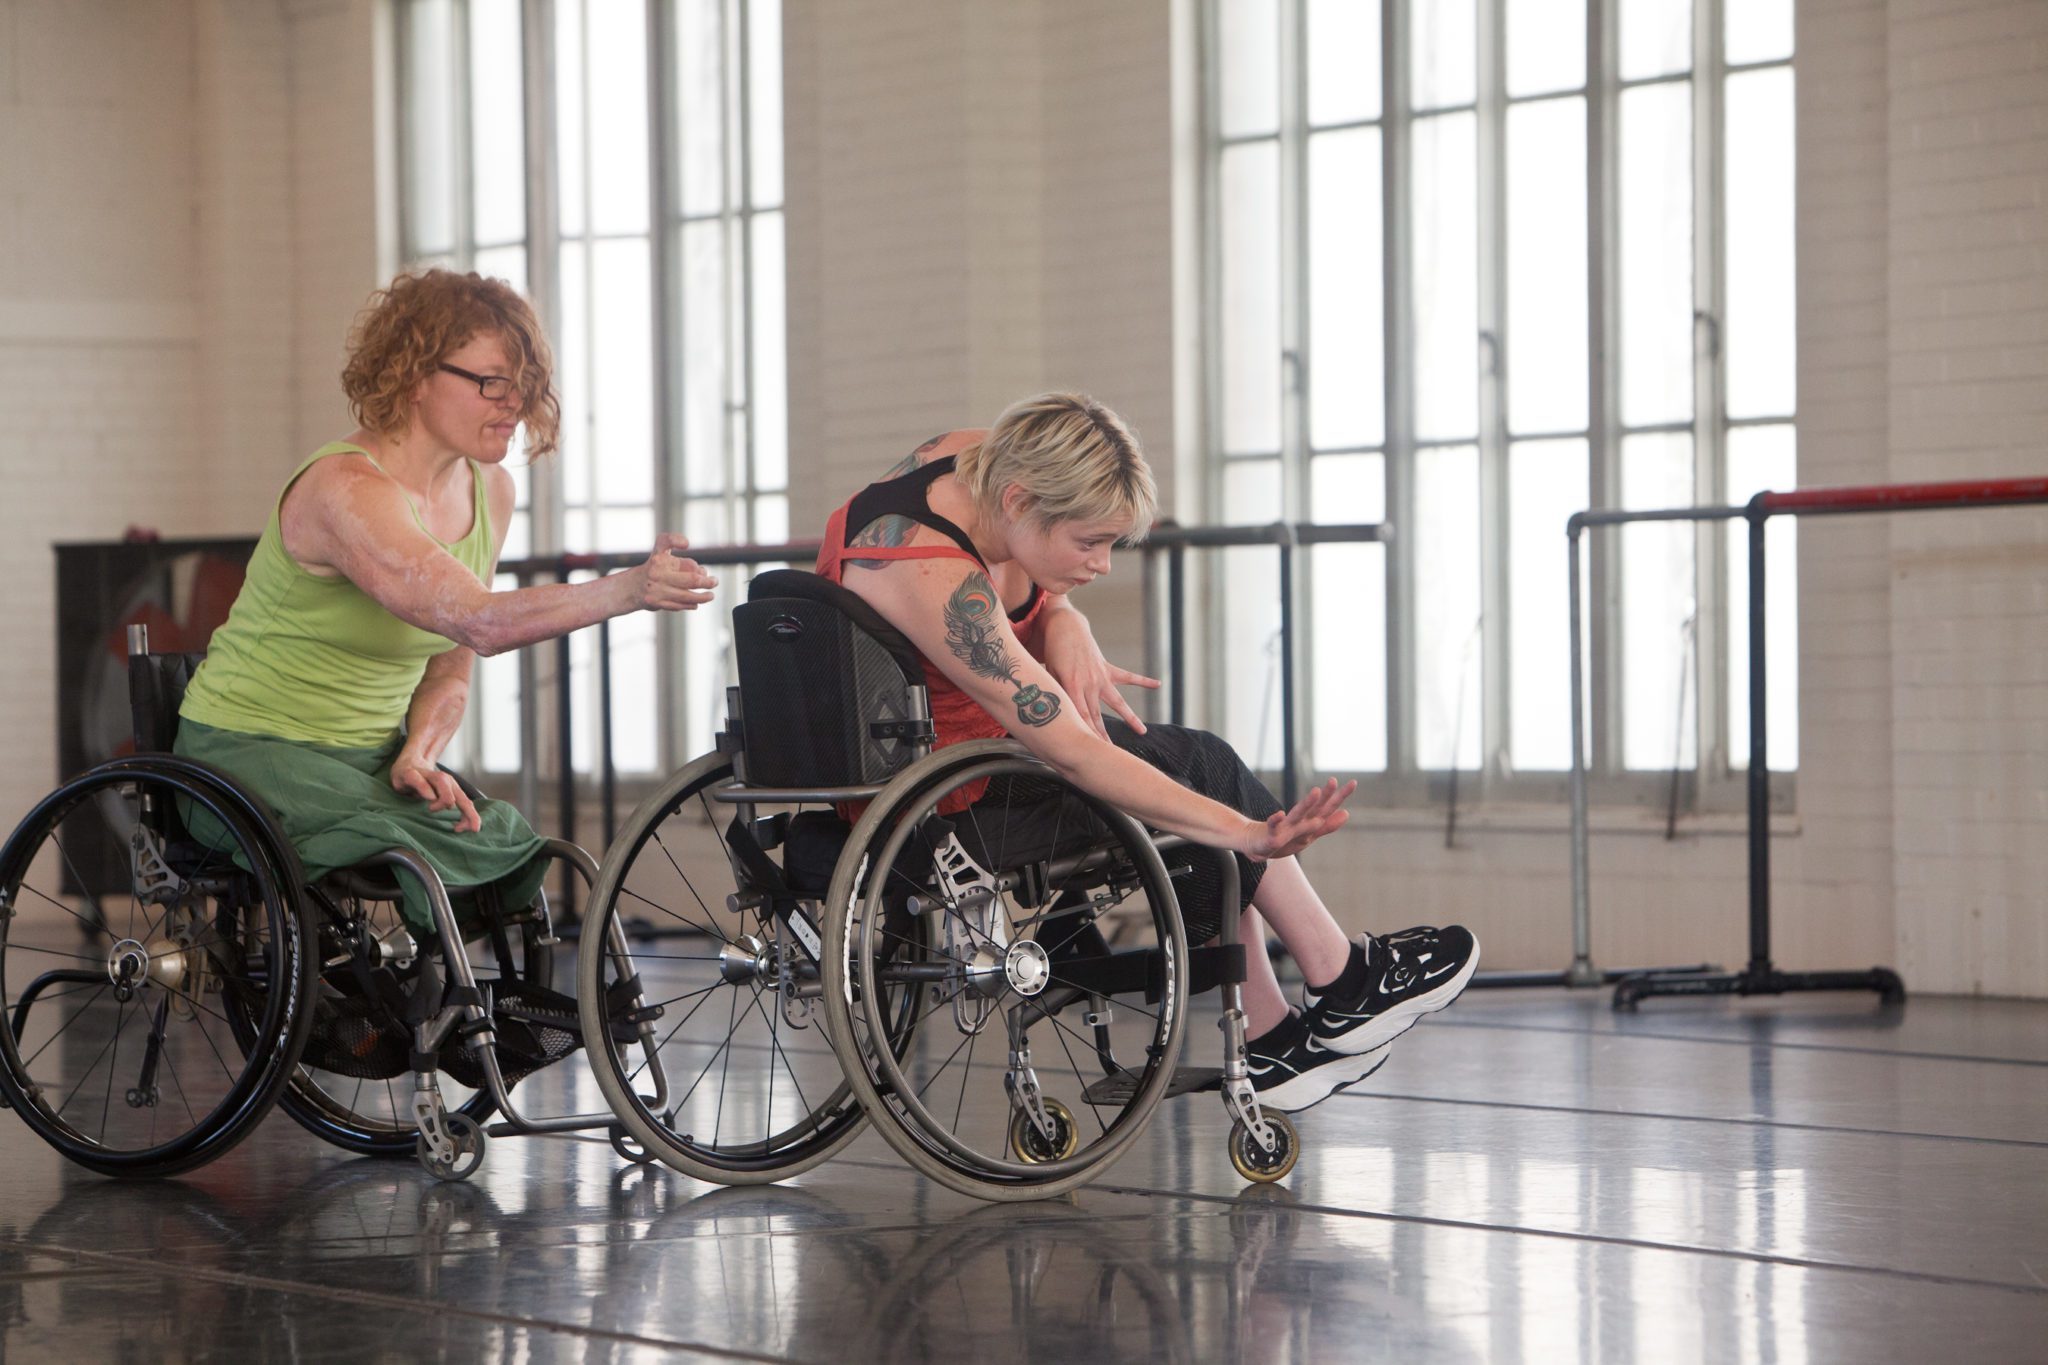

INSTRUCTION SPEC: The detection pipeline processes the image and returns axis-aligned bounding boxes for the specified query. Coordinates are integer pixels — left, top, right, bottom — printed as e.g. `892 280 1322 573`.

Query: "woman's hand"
1039 607 1160 741
628 533 720 612
1242 777 1358 861
392 757 482 834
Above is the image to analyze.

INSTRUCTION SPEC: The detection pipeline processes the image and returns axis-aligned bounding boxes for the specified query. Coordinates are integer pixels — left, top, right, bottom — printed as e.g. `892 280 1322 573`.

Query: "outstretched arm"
846 558 1353 859
281 454 718 656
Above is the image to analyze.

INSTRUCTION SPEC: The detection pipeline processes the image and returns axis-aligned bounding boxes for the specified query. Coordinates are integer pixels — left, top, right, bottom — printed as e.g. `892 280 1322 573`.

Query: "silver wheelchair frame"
575 570 1299 1201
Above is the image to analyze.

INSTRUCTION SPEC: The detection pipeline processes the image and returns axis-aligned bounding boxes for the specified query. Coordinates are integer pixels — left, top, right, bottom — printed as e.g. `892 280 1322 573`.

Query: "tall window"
398 0 785 777
1204 0 1796 803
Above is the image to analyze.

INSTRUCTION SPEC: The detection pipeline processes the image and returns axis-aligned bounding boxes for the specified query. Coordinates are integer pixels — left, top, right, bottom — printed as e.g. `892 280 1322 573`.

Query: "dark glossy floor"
2 983 2044 1363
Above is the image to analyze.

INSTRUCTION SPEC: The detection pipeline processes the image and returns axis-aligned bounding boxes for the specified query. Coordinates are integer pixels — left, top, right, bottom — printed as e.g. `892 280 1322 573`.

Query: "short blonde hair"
341 269 563 457
954 393 1157 540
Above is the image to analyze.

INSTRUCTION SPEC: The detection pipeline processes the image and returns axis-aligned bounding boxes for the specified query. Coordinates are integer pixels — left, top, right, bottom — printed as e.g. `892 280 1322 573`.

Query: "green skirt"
173 718 550 936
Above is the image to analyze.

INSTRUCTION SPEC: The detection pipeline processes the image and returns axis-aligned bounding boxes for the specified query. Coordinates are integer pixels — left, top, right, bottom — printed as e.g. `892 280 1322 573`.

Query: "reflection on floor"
2 985 2045 1363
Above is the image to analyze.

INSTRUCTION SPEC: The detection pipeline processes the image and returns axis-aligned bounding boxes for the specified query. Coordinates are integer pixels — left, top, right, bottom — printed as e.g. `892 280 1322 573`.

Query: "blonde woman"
176 269 717 930
818 393 1479 1111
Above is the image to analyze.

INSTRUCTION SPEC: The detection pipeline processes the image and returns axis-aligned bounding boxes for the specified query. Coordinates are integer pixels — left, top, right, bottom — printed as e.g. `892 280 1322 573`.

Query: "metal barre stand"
1565 477 2048 1010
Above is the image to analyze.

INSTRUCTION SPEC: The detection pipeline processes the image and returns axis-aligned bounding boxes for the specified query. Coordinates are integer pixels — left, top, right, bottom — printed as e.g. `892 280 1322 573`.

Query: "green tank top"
180 442 495 748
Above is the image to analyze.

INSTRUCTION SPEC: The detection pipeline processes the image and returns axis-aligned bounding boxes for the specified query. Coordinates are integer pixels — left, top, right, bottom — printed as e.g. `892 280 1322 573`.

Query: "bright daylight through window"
1206 0 1797 806
398 0 786 778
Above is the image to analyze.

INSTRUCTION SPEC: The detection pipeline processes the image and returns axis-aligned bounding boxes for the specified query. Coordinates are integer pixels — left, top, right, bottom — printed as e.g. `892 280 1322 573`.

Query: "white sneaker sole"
1252 1043 1391 1113
1310 941 1481 1057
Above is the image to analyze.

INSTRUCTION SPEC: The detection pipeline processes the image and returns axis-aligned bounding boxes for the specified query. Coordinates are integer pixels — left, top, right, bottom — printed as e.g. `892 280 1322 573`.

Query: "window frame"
395 0 786 784
1196 0 1797 813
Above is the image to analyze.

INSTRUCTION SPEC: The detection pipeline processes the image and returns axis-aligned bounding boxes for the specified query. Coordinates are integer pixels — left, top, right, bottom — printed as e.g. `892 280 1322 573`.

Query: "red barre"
1759 477 2048 515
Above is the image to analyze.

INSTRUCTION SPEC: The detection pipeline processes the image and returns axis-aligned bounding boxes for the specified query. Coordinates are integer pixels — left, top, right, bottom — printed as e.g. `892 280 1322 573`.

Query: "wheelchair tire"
578 752 922 1183
820 740 1189 1202
0 762 317 1176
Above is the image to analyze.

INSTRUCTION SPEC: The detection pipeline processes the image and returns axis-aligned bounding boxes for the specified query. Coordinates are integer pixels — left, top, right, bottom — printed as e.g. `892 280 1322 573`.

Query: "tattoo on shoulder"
845 512 921 571
943 572 1062 728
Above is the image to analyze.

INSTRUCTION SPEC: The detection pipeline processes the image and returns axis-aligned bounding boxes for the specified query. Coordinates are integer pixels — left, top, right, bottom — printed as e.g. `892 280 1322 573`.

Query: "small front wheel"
1228 1111 1299 1184
1008 1099 1080 1163
418 1112 487 1181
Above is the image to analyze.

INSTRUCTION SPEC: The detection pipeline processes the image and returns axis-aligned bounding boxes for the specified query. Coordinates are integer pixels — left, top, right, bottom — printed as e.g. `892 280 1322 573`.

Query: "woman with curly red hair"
175 269 716 930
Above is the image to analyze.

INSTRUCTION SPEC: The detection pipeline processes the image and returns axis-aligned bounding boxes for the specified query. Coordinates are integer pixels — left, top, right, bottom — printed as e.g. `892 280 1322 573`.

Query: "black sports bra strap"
843 452 1044 623
843 454 984 568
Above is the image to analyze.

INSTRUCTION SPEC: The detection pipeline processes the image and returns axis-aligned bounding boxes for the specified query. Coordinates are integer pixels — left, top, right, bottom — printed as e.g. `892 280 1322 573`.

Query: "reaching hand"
1244 777 1357 861
634 533 719 611
1040 609 1161 741
392 758 482 834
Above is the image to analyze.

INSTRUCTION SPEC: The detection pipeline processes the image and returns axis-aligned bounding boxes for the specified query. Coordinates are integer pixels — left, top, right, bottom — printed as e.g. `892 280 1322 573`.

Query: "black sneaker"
1245 1011 1392 1112
1302 925 1479 1057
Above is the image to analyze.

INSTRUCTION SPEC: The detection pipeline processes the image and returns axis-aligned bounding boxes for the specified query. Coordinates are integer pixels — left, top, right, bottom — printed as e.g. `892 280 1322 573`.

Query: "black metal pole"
1168 543 1186 729
598 616 616 848
1278 540 1297 806
1745 498 1771 978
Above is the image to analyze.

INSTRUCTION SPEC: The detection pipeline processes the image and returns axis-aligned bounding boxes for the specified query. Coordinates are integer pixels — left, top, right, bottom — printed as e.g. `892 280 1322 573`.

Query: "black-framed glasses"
439 363 516 402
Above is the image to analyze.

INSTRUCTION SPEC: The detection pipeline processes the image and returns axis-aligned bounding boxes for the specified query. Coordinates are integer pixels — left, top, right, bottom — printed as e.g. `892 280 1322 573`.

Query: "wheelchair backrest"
732 569 934 787
127 647 204 754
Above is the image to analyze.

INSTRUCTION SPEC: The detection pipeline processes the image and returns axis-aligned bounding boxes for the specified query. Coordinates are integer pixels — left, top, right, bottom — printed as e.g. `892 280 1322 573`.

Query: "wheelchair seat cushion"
172 717 548 935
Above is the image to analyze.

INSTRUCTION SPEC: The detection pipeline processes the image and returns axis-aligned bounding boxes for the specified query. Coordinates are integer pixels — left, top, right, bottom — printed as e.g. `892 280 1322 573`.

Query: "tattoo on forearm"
945 573 1062 727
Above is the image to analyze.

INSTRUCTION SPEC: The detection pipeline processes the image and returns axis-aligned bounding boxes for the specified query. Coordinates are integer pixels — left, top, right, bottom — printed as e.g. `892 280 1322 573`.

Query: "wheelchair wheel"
0 763 316 1176
1229 1111 1299 1183
821 740 1189 1201
262 884 557 1158
578 752 922 1184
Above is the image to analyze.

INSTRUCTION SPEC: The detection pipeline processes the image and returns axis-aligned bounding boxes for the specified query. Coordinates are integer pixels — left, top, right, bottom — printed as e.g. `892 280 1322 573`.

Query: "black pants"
954 722 1283 945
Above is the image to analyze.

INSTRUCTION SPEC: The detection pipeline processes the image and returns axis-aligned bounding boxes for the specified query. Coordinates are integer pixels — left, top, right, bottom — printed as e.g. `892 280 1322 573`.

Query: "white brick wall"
0 0 378 833
1883 0 2048 996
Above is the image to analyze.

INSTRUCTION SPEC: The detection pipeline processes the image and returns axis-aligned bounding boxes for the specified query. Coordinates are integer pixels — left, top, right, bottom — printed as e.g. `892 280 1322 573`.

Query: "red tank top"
816 434 1047 811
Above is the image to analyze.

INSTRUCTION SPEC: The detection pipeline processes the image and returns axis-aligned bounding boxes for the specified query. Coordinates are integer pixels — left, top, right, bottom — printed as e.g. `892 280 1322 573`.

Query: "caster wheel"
1008 1100 1080 1163
609 1123 659 1165
1228 1111 1298 1183
417 1113 487 1182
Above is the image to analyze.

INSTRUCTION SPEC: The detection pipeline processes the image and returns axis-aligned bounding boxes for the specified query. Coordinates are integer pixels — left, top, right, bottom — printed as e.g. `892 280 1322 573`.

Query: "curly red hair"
341 269 562 457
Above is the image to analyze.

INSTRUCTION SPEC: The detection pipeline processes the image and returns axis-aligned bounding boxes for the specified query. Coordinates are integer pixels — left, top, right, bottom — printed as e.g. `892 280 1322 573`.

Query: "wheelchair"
0 624 653 1181
576 570 1302 1201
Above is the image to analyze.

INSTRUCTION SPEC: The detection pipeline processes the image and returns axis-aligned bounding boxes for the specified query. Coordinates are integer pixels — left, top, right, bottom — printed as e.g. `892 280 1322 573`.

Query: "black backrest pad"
128 652 205 754
734 570 928 786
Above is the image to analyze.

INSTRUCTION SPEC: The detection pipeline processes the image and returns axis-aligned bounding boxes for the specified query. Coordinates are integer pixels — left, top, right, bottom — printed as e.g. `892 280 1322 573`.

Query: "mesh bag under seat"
733 570 931 787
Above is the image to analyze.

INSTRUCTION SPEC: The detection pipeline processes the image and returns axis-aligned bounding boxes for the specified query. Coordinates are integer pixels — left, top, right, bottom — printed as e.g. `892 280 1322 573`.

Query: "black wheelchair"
575 570 1302 1201
0 625 665 1180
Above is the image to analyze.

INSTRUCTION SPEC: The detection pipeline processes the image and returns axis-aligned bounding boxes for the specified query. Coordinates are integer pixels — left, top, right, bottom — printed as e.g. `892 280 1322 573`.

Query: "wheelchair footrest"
1082 1066 1223 1106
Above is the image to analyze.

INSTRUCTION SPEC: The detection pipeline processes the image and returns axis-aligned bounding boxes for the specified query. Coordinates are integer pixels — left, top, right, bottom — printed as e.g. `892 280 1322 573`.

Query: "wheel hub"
107 936 184 992
1004 939 1050 997
721 934 772 985
965 944 1008 999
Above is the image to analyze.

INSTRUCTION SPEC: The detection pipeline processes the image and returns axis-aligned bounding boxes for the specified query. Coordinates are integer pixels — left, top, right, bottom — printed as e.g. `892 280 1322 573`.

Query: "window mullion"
1695 0 1730 783
455 0 477 268
1383 0 1417 779
1586 0 1621 780
1477 0 1509 784
1279 0 1310 784
516 0 560 812
648 0 683 774
716 0 739 544
1195 0 1223 732
736 0 758 536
